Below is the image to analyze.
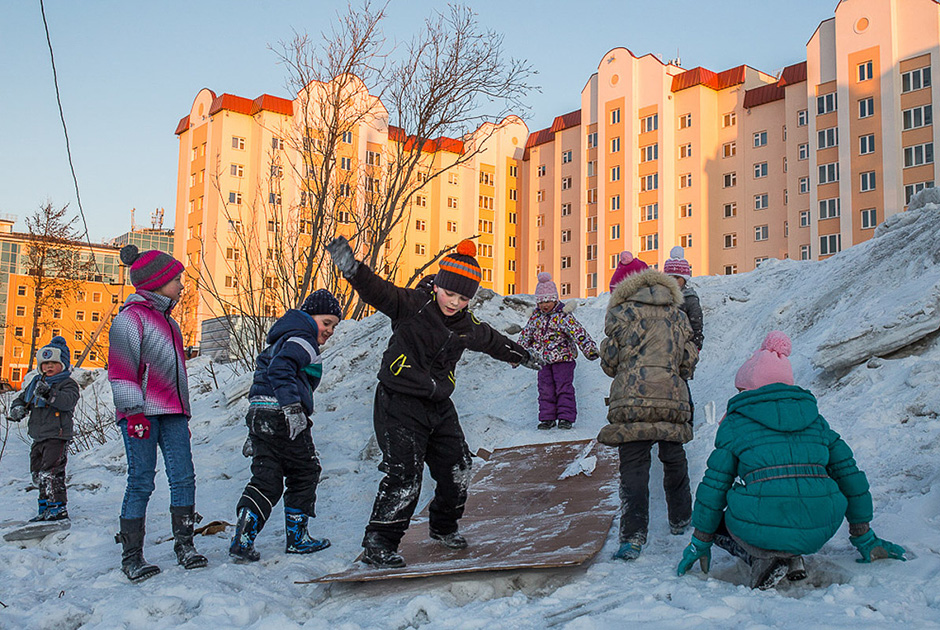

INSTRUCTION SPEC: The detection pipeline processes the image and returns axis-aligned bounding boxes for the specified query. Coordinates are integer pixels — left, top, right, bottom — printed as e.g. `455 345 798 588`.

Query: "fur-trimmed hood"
609 268 683 309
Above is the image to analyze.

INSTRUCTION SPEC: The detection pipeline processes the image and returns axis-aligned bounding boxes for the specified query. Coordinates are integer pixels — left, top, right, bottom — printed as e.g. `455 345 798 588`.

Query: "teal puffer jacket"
692 383 873 555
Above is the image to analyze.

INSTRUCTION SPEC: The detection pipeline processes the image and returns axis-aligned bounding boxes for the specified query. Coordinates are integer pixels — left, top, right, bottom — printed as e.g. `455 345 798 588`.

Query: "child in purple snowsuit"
518 272 599 430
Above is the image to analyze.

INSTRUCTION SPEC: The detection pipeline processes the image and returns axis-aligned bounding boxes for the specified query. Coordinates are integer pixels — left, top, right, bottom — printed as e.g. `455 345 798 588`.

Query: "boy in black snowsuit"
7 337 80 522
229 289 341 562
327 237 542 568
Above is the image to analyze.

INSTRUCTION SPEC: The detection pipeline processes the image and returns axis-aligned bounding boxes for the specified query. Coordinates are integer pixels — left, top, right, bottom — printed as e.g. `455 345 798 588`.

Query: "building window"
230 164 244 177
861 208 878 230
561 256 572 269
414 243 426 256
904 142 934 168
817 127 839 149
509 212 517 224
562 176 573 189
267 220 280 233
478 244 493 257
798 143 809 160
536 240 544 252
800 244 811 260
754 162 768 179
859 134 876 155
587 216 597 232
858 96 875 119
640 114 658 133
536 190 545 203
819 198 841 220
610 224 621 240
270 164 283 178
587 189 597 204
640 144 659 163
797 109 808 126
754 193 769 210
562 150 573 164
860 171 877 192
586 244 597 260
799 177 810 194
819 233 841 256
15 305 25 317
610 108 621 125
444 220 457 233
415 219 426 231
445 196 458 210
723 202 737 218
586 273 597 290
587 132 598 148
903 105 933 130
224 275 237 288
448 171 459 185
231 136 245 150
225 247 240 261
610 195 621 211
17 285 26 296
858 60 873 82
724 265 738 275
365 150 381 166
755 257 769 267
228 192 242 205
800 210 811 227
641 233 659 252
905 181 935 204
341 131 353 143
610 137 621 153
722 112 736 128
680 233 693 248
753 131 768 148
537 164 546 177
679 173 692 188
76 311 84 322
678 113 692 129
508 258 516 270
478 219 494 233
724 233 737 249
339 156 352 171
817 92 837 115
587 160 596 177
722 142 736 158
609 167 620 182
640 173 659 192
268 193 281 206
561 229 572 243
818 162 840 184
723 172 737 188
679 203 692 218
560 283 571 296
479 171 494 186
561 202 572 216
902 66 932 93
754 225 769 241
641 203 659 221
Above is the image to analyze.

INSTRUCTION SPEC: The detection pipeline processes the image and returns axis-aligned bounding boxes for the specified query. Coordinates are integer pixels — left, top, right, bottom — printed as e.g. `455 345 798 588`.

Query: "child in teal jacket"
677 331 905 590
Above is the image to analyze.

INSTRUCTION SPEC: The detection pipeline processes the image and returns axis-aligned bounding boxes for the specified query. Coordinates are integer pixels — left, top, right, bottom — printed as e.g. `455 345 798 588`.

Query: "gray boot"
170 505 208 569
117 518 161 583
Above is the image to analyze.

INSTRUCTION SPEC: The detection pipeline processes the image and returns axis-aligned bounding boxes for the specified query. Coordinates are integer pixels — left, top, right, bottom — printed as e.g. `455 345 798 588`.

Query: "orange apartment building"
174 78 526 344
521 0 940 295
0 218 133 389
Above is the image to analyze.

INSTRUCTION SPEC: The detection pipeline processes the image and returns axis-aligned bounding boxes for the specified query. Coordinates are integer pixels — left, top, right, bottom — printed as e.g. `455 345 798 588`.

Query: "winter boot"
229 507 262 563
430 528 468 550
612 541 642 561
170 505 208 569
29 499 49 523
362 532 406 568
669 517 691 536
751 557 789 590
117 518 161 583
537 420 556 430
787 556 807 582
284 507 330 554
557 420 573 430
40 501 69 521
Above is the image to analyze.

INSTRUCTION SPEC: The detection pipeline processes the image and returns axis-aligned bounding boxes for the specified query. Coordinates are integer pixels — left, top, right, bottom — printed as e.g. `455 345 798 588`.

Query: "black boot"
170 505 208 569
229 507 262 563
362 531 405 568
117 518 161 583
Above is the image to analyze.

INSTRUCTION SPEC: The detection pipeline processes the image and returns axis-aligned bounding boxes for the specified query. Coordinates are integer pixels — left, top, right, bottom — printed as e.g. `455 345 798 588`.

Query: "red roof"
387 125 464 154
251 94 294 116
208 93 253 116
550 110 581 133
524 128 555 150
743 83 786 108
670 65 747 93
778 61 807 87
174 115 190 136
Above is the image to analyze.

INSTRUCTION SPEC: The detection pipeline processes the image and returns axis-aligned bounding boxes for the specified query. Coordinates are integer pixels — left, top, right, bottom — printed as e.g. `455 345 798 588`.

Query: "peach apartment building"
174 79 525 344
521 0 940 296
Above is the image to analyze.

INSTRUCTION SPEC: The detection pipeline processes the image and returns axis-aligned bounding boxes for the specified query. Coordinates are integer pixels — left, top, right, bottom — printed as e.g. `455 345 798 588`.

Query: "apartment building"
174 79 525 344
522 0 940 295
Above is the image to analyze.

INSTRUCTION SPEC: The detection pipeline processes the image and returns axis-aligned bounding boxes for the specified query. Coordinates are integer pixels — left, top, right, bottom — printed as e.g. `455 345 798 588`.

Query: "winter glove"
33 380 52 401
326 236 360 278
585 348 600 361
242 436 254 458
283 404 309 440
850 529 906 563
125 413 151 440
676 535 713 576
7 405 27 422
519 350 546 371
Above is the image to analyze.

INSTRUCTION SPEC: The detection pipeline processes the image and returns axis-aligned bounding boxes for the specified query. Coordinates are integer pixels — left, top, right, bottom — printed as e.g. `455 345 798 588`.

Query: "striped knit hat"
435 240 482 298
120 244 185 291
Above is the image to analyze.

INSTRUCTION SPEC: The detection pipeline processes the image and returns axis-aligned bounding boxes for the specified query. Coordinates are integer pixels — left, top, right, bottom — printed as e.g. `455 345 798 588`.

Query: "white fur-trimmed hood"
609 268 684 309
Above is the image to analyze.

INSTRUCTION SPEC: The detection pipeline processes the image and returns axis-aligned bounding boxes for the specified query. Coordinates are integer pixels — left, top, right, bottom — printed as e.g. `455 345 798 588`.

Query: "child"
662 247 703 351
677 331 905 590
609 251 648 292
109 245 207 582
518 272 599 430
229 289 341 563
327 237 540 568
8 337 80 522
598 264 699 561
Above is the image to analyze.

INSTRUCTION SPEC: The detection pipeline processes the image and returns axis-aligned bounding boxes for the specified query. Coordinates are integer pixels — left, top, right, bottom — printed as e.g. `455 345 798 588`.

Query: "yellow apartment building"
0 218 133 389
522 0 940 295
174 79 525 345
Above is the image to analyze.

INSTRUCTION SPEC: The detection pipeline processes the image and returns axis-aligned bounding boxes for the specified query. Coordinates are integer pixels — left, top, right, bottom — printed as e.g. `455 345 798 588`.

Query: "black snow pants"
617 440 691 544
31 438 69 504
363 384 474 550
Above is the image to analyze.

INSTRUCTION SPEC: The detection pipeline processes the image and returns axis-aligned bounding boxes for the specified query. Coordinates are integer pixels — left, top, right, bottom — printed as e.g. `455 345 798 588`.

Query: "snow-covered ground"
2 204 940 629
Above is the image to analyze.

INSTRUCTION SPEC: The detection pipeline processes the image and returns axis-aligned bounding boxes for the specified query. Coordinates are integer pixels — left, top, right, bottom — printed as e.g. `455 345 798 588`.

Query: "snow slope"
1 205 939 629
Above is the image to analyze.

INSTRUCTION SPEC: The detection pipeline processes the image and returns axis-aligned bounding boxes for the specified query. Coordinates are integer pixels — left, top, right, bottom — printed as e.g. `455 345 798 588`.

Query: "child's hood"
726 383 820 432
266 309 319 347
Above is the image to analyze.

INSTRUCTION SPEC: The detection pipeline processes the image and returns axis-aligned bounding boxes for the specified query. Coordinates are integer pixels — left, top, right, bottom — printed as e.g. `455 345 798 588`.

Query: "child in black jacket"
327 237 541 568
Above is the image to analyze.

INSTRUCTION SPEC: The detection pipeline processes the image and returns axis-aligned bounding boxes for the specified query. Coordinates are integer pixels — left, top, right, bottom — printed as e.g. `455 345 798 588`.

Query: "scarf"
23 370 72 408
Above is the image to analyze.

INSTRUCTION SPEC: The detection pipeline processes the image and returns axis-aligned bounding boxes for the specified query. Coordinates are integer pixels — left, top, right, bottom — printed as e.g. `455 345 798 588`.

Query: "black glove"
8 405 27 422
33 380 52 400
326 236 360 278
520 351 547 371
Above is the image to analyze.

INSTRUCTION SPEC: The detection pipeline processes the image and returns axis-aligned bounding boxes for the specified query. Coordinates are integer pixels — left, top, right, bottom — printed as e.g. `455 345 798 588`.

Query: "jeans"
120 414 196 520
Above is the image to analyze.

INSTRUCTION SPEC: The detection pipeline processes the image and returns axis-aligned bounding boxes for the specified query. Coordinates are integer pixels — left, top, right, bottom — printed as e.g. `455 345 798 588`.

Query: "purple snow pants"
537 361 577 424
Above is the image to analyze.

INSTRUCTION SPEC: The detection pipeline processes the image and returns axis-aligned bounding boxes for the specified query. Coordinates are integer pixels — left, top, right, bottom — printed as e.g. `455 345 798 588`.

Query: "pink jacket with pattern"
108 291 190 419
517 301 599 365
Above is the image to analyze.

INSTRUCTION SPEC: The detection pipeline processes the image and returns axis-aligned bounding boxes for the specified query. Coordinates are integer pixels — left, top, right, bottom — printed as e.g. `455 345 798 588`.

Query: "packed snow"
2 204 940 629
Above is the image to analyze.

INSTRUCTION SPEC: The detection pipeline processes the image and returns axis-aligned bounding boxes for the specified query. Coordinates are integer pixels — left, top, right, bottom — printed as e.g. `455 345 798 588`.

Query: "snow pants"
363 384 473 550
236 405 321 529
617 440 691 544
30 438 69 505
537 361 577 424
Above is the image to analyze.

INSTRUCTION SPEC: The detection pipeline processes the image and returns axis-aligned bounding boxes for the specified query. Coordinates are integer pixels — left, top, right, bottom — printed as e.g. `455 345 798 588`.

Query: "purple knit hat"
663 246 692 279
534 272 559 303
120 245 184 291
609 251 649 291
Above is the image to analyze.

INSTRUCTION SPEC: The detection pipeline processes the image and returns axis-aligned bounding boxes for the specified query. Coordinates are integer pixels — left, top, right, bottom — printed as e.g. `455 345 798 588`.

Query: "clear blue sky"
1 0 838 242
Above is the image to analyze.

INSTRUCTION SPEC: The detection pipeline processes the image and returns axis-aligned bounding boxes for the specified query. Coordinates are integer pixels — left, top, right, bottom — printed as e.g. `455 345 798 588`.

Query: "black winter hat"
434 239 482 298
301 289 343 320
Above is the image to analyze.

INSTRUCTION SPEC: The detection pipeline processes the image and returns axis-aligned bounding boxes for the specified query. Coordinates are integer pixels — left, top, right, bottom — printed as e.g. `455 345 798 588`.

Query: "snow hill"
1 204 939 629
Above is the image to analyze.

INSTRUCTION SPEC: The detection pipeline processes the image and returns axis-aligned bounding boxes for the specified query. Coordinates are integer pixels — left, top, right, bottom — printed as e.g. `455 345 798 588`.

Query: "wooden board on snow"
310 439 619 583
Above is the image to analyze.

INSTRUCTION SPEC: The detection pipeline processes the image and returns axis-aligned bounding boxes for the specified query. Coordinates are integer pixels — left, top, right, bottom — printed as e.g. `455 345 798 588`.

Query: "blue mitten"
677 535 712 576
850 529 906 563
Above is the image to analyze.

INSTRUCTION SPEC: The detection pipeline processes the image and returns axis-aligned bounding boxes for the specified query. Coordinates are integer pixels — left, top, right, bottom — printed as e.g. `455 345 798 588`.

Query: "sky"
1 0 839 242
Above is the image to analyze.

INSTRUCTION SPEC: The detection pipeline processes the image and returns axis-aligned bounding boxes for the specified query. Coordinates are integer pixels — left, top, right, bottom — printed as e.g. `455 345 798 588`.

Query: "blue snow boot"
612 541 642 561
229 507 262 563
284 507 330 554
39 501 69 522
29 499 49 522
